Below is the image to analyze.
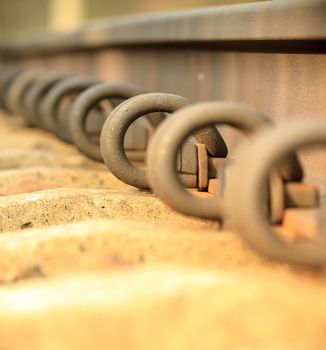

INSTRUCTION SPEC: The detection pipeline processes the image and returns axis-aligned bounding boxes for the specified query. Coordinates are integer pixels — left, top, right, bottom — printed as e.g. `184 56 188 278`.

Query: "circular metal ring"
100 93 227 189
226 121 326 266
0 67 26 111
69 82 146 161
100 93 192 189
41 76 99 142
147 101 274 221
23 73 66 127
5 68 44 116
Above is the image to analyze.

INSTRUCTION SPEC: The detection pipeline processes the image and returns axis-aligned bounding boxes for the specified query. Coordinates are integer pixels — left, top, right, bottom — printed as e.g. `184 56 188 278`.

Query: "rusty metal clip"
23 73 67 127
41 76 99 142
100 93 227 189
69 82 147 161
5 68 44 117
147 101 302 221
227 120 326 266
100 93 191 189
0 67 25 111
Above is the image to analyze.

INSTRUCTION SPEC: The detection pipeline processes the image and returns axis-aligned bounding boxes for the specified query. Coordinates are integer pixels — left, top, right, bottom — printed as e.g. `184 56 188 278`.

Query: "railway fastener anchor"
68 82 150 161
226 120 326 266
147 101 303 221
100 93 227 189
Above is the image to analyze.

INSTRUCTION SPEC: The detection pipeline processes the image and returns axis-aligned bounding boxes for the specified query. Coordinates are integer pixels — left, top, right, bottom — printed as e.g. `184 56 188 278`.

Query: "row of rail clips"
0 66 325 266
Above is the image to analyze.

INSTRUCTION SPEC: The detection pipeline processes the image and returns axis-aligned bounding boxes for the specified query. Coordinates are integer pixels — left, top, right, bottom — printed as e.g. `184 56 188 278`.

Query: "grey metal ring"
0 67 25 111
100 93 191 189
69 82 146 161
100 93 227 189
226 121 326 266
41 76 99 143
5 68 44 116
147 101 276 221
23 73 65 127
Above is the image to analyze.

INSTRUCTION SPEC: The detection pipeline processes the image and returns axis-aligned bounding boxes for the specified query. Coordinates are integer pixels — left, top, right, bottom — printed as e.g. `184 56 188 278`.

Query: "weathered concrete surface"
0 188 218 232
0 167 130 195
0 220 284 284
0 148 105 170
1 266 326 350
0 114 74 152
0 113 105 170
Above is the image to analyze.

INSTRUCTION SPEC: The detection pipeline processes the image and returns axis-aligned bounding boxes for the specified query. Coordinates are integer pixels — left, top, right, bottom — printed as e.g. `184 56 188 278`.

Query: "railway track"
0 0 325 348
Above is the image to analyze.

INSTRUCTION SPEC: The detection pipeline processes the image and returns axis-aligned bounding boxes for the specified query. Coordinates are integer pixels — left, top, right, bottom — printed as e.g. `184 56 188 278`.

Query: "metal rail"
0 0 325 55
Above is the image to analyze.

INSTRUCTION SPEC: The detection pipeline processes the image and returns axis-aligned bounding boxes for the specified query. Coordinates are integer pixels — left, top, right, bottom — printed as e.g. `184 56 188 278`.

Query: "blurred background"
0 0 262 38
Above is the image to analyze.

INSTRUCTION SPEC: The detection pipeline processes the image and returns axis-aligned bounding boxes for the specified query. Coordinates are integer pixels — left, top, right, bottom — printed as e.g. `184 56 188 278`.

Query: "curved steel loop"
0 67 26 111
41 76 99 143
23 73 66 127
5 68 44 116
100 93 194 189
147 101 277 221
69 82 146 161
226 121 326 266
